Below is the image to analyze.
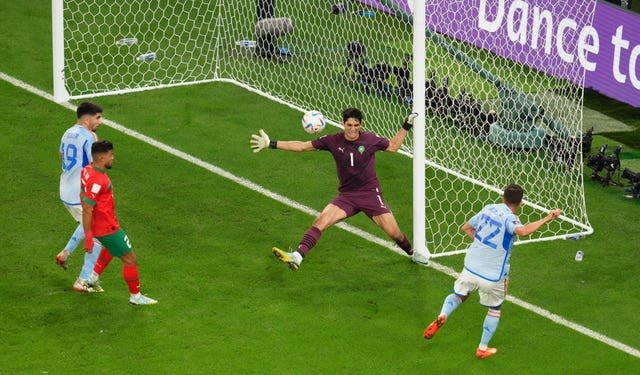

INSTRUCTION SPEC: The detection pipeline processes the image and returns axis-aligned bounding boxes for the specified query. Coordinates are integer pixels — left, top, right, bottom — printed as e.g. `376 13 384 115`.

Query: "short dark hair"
342 107 363 123
77 102 103 119
503 184 524 205
91 140 113 157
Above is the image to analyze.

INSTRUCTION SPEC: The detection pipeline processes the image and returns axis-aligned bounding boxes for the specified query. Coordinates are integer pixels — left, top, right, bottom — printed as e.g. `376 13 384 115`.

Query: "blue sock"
64 223 85 256
479 309 501 348
440 293 462 317
79 243 101 280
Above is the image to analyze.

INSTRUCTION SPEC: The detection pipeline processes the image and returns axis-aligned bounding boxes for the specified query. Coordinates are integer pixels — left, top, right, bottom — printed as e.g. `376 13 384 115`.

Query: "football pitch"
1 1 640 373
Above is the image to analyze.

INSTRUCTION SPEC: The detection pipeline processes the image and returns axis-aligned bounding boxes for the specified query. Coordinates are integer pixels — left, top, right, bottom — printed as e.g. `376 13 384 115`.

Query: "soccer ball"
301 110 326 134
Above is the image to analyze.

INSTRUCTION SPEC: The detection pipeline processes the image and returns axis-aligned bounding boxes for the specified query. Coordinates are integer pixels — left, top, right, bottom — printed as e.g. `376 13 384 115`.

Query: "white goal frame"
52 0 594 258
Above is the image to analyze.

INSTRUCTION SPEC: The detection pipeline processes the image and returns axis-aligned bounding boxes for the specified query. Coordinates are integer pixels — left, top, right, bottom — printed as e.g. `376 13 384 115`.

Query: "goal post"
412 0 428 259
52 0 70 102
53 0 595 257
52 0 221 102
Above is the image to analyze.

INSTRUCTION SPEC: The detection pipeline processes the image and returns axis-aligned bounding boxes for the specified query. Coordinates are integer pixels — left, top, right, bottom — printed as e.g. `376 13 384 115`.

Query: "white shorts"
64 203 83 223
453 268 508 308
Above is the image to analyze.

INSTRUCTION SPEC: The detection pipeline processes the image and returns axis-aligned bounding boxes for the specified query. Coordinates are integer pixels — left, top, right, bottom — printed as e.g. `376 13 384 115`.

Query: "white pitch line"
1 71 638 359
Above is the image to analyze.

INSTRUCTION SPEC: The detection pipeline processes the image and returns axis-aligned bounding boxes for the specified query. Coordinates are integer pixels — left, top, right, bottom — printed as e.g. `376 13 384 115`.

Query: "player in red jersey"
81 140 157 305
251 108 424 270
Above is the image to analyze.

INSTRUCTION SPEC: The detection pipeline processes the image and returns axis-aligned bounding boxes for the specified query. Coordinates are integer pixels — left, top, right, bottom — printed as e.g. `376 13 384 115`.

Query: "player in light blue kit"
423 184 562 359
55 102 105 292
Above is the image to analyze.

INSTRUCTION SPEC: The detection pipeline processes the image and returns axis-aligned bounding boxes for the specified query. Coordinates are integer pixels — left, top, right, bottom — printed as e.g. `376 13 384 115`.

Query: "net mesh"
61 0 596 254
63 0 218 95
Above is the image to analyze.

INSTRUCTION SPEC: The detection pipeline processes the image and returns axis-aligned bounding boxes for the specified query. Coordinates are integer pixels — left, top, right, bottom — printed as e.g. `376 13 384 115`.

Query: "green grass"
584 89 640 150
2 78 640 373
1 0 640 373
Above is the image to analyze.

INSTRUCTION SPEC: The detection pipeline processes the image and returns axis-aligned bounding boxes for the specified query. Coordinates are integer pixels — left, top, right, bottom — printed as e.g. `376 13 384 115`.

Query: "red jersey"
81 164 120 236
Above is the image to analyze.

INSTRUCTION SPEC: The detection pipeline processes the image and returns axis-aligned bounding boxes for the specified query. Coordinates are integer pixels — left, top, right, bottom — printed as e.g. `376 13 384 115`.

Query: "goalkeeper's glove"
402 112 419 131
84 231 94 253
250 129 276 153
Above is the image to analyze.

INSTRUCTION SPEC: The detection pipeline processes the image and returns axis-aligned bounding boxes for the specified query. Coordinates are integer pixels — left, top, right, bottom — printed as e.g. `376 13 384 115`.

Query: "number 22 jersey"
463 203 523 282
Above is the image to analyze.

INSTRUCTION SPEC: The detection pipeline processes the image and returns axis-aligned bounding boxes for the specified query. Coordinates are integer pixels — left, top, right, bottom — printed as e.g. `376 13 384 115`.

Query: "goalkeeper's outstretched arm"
387 113 417 152
250 129 315 153
275 140 316 152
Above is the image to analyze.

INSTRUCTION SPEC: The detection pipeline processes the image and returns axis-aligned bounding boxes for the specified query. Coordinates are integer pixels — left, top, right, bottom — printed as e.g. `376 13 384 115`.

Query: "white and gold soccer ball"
301 110 326 134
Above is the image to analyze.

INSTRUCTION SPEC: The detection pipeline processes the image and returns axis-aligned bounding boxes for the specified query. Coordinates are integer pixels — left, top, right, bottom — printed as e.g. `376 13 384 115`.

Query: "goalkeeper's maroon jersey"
312 131 389 192
80 164 120 236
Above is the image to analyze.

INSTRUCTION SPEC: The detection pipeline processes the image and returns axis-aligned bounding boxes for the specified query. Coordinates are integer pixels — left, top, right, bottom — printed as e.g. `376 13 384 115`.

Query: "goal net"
54 0 596 256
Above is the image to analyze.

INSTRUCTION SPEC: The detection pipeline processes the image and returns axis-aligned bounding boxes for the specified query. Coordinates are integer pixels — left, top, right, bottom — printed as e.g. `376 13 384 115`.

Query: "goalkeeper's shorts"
331 187 392 219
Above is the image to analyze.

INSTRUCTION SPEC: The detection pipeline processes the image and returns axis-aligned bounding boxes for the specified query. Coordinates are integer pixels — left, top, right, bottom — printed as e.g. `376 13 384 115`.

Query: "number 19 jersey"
463 203 522 282
59 125 96 205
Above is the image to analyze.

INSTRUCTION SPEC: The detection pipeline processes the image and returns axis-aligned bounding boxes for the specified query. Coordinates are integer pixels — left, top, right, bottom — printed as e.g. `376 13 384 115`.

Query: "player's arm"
514 208 562 237
250 129 316 152
80 172 100 253
461 211 481 239
386 128 409 153
275 140 316 152
81 197 96 252
461 221 476 239
386 113 417 152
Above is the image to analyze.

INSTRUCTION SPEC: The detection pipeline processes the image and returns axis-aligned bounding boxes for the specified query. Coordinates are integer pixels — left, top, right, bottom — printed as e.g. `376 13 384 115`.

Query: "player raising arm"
81 140 157 305
250 107 425 270
422 184 562 358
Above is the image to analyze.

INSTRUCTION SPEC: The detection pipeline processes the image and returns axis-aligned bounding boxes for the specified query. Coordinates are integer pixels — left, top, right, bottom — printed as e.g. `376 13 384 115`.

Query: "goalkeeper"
250 107 421 270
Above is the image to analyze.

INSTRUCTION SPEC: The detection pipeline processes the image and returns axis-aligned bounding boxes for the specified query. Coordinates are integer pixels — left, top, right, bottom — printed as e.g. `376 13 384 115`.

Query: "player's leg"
476 308 501 359
63 223 85 255
359 189 413 256
371 212 413 255
79 242 102 280
475 277 508 358
424 269 474 339
86 246 113 292
95 229 156 304
73 241 104 292
56 205 85 270
272 200 350 270
120 252 140 296
424 293 470 339
120 251 156 305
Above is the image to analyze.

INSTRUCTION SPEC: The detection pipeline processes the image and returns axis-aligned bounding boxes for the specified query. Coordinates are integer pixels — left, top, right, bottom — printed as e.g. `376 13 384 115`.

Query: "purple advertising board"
356 0 640 108
586 2 640 108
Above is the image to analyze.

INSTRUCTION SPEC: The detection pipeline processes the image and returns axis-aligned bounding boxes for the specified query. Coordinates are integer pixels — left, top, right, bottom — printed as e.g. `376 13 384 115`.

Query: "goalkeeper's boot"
129 293 158 305
272 247 302 271
412 252 430 267
423 314 446 339
55 249 69 270
475 347 498 359
86 273 104 293
73 278 103 293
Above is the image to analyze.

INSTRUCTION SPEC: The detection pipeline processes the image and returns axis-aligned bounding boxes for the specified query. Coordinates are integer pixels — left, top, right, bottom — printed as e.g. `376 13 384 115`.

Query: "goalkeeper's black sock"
297 226 322 257
395 234 413 255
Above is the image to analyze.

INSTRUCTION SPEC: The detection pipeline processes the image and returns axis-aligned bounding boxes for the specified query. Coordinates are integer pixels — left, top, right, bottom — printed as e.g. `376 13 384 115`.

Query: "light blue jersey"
59 125 96 205
463 203 522 282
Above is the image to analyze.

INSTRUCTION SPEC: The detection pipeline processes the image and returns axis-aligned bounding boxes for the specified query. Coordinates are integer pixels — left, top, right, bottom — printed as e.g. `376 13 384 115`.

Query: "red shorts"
330 188 391 219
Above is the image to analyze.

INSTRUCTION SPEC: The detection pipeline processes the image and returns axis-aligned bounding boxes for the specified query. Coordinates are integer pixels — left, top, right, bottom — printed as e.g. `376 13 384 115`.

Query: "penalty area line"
1 71 638 359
